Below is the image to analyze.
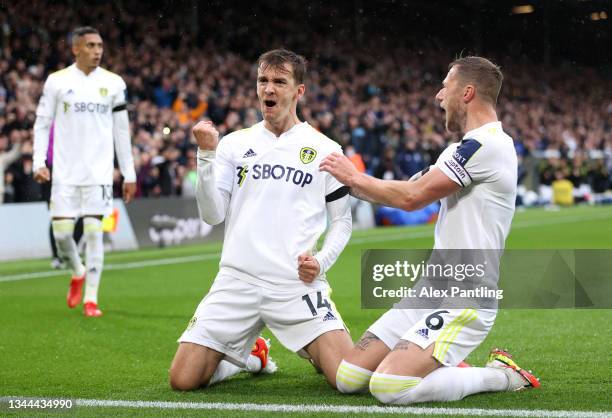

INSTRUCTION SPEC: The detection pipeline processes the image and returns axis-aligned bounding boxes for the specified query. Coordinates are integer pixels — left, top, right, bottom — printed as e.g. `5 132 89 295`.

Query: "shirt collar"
71 63 99 77
463 121 501 139
260 121 308 139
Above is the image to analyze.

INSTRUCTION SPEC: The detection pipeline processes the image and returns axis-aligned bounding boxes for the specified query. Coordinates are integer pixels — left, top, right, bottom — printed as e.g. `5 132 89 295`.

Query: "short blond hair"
450 56 503 105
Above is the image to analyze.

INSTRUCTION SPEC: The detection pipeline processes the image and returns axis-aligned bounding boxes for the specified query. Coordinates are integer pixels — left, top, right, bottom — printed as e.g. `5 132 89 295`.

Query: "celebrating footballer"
169 49 354 391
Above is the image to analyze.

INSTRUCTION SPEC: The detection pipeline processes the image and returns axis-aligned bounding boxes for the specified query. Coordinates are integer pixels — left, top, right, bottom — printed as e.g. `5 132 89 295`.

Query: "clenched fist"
34 167 51 183
298 253 321 283
192 120 219 151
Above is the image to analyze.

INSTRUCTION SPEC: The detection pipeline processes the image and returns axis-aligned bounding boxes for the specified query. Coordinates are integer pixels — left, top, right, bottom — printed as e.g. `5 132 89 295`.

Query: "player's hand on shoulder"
319 152 358 187
298 253 321 283
34 167 50 183
192 120 219 151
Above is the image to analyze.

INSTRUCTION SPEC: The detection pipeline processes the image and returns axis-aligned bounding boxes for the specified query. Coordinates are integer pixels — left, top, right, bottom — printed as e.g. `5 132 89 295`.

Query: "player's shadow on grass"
109 309 187 320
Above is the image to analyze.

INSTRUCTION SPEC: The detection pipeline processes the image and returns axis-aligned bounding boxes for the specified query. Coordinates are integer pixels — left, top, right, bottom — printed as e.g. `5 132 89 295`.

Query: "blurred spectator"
0 0 609 207
181 153 198 198
345 145 366 174
374 148 403 180
0 134 21 203
552 171 574 206
396 140 426 179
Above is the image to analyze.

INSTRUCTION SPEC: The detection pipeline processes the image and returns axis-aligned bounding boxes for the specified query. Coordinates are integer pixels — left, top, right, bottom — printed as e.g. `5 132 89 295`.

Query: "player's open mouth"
264 100 277 108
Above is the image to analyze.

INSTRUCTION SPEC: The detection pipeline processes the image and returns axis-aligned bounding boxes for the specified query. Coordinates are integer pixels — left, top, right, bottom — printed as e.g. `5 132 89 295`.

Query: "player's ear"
71 39 80 57
296 84 305 100
463 84 476 103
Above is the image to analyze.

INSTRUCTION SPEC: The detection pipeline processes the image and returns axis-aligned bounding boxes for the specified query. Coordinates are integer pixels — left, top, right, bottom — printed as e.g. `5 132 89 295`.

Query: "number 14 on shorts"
302 291 331 316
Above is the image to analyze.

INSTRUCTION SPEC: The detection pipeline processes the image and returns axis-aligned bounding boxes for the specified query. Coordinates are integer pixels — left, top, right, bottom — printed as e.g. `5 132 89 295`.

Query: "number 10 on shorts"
302 291 331 316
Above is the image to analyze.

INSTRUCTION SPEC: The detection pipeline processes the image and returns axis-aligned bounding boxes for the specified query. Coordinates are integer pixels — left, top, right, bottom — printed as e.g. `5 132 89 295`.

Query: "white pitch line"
1 211 610 283
0 253 220 283
65 398 612 417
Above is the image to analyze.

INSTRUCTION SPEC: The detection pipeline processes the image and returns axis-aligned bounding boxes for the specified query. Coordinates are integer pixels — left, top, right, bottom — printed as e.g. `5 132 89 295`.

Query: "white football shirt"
434 121 517 249
34 64 128 185
214 121 348 291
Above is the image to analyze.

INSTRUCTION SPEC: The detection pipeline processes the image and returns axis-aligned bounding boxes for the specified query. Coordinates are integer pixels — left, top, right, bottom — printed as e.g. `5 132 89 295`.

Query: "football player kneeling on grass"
169 49 353 390
320 56 540 404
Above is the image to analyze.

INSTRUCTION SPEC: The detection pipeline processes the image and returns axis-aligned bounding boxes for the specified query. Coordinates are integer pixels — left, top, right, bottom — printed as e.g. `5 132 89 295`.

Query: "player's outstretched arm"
320 153 459 211
193 121 230 225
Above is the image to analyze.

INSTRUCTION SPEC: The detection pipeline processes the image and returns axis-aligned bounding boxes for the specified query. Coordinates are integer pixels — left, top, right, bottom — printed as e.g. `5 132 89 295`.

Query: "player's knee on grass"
335 360 373 394
169 368 201 391
169 362 217 391
369 372 423 405
169 344 221 391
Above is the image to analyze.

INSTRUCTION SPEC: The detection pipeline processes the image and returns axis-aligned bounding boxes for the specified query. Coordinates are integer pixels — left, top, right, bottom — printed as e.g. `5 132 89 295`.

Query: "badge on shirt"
300 147 317 164
99 87 108 97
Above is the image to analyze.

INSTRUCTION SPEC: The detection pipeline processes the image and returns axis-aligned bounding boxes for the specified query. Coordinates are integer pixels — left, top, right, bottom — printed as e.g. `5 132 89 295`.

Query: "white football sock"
83 217 104 304
336 360 373 393
370 367 508 405
208 360 243 386
52 219 85 277
207 353 269 386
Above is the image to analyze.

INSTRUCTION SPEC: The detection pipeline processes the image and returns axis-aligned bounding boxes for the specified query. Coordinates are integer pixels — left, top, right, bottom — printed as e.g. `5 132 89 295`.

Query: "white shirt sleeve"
33 76 57 171
314 194 352 274
112 78 136 182
324 147 346 196
213 137 235 193
195 140 234 225
436 138 491 187
409 165 434 182
112 78 128 109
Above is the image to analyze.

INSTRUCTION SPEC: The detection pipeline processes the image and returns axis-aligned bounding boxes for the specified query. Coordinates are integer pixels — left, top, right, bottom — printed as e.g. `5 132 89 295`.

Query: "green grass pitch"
1 205 611 416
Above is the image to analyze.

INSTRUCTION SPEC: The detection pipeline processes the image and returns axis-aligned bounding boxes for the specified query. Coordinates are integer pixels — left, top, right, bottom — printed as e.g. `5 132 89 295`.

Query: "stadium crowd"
1 1 611 205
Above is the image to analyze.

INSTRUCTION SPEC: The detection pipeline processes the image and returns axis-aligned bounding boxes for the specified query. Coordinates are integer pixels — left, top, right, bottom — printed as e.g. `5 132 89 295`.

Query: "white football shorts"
368 308 497 366
179 274 347 368
50 184 113 217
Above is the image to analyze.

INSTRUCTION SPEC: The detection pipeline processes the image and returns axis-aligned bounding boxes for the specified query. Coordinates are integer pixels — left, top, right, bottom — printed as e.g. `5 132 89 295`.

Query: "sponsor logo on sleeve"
444 158 469 186
445 138 482 185
452 138 482 167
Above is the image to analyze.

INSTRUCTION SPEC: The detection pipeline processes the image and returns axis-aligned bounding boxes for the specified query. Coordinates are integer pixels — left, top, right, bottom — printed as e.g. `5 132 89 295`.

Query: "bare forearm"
351 173 418 210
348 187 376 203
